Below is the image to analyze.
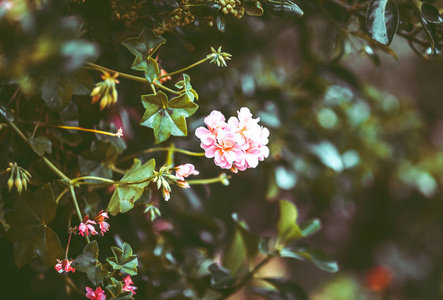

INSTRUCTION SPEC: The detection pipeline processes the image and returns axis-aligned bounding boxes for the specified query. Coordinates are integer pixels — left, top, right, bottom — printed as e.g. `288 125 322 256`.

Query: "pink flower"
78 216 98 237
122 275 138 295
55 259 75 273
94 210 110 235
86 286 106 300
196 108 270 171
175 163 199 181
195 110 227 149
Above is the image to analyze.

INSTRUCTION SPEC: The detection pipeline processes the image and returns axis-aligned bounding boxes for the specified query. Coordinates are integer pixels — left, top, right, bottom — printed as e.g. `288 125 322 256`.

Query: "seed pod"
261 0 304 19
188 1 221 17
7 177 14 192
15 177 22 194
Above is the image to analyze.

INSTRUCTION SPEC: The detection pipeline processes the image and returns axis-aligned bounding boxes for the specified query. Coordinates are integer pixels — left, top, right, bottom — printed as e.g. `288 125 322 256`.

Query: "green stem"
187 175 230 185
71 176 115 185
55 187 70 204
85 62 179 95
166 143 175 166
69 185 90 244
118 147 204 164
155 57 210 81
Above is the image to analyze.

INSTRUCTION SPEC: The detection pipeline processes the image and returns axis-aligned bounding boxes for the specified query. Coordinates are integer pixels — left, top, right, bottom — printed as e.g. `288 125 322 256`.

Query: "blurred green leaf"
232 213 260 260
280 246 339 273
60 101 79 127
71 69 95 95
259 237 275 255
277 200 303 246
107 242 138 275
61 40 98 72
208 263 235 289
175 74 199 101
421 3 443 24
41 69 73 112
366 0 399 45
5 183 64 268
222 228 248 276
72 241 99 272
299 219 322 238
0 103 14 121
140 91 198 144
107 159 155 216
262 0 303 19
29 136 52 156
249 278 309 300
88 264 111 286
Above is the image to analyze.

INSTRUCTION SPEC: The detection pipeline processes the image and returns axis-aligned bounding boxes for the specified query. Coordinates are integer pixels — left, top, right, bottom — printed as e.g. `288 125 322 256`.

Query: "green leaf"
41 69 74 112
107 242 138 275
140 91 198 144
71 69 95 95
5 183 64 268
60 101 79 127
299 219 322 238
365 0 399 45
61 40 98 72
175 74 199 101
29 136 52 156
222 228 248 276
232 213 260 260
88 264 111 286
208 263 235 289
259 236 275 255
276 200 303 246
0 197 10 231
262 0 304 19
280 246 339 273
121 27 166 82
0 103 14 121
259 278 309 300
188 1 221 16
422 3 443 24
106 159 155 215
72 241 100 272
106 277 134 300
245 0 264 16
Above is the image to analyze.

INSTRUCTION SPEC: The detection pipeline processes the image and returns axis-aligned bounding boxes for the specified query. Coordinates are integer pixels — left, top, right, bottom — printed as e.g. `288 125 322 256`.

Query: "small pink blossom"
86 286 106 300
78 216 97 237
55 259 75 273
115 128 123 138
122 275 138 295
94 210 110 235
175 163 199 181
196 108 269 171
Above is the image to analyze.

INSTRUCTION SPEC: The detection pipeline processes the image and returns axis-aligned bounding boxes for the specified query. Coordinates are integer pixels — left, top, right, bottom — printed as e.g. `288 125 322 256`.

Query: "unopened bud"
7 177 14 192
219 173 230 186
176 181 190 188
15 177 22 194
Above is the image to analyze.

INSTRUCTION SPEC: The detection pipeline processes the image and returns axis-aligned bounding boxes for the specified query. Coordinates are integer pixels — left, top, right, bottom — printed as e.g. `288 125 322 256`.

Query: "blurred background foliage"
1 0 443 299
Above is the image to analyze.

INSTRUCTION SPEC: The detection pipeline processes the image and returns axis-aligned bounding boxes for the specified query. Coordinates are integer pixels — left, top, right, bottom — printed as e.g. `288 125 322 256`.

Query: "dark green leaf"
420 16 438 55
262 278 309 300
421 3 443 24
215 15 226 32
140 91 198 144
78 156 112 183
299 219 321 238
0 197 10 231
208 263 235 289
107 242 138 275
132 56 160 83
277 200 303 246
366 0 399 45
232 213 260 259
262 0 304 19
106 159 155 215
248 287 286 300
95 121 127 154
72 241 100 272
5 184 64 268
188 1 221 16
106 277 134 300
41 69 73 112
222 228 248 276
245 0 264 16
71 69 95 95
280 246 339 273
29 136 52 156
87 264 110 286
60 101 79 127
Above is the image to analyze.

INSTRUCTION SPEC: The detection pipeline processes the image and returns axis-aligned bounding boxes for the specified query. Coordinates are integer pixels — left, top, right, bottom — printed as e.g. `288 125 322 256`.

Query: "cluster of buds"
90 71 119 111
6 162 31 194
207 46 232 67
153 164 199 201
75 211 110 237
110 0 143 26
144 202 161 221
219 0 245 19
168 1 195 27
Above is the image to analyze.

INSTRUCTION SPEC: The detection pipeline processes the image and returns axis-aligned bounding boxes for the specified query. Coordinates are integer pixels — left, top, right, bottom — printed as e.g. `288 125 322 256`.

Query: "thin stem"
55 187 70 204
166 143 175 166
187 175 231 185
155 57 210 81
69 185 90 244
71 176 115 185
118 147 204 164
65 232 72 259
56 125 121 137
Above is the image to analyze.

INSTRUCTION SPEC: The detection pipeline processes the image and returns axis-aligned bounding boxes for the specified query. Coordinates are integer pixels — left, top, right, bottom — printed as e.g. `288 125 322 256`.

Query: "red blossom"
86 286 106 300
94 210 110 235
55 258 75 273
78 215 98 237
122 275 138 295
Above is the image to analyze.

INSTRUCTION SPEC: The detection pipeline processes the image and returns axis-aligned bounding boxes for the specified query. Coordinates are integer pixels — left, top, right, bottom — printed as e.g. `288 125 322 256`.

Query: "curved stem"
69 185 90 244
155 57 210 81
187 174 231 185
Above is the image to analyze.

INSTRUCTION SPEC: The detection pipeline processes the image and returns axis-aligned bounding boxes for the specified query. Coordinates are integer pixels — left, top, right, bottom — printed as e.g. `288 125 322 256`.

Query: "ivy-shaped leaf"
5 183 64 268
0 197 10 231
175 74 199 101
121 28 166 82
106 277 134 300
140 91 198 144
262 0 304 19
107 242 138 275
29 136 52 156
366 0 399 46
280 246 339 273
106 159 155 216
276 200 303 246
72 241 110 285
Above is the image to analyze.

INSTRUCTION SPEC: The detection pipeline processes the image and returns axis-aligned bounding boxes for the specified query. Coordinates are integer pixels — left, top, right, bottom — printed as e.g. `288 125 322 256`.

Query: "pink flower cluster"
86 286 106 300
122 275 138 295
55 258 75 273
195 108 269 171
77 211 110 237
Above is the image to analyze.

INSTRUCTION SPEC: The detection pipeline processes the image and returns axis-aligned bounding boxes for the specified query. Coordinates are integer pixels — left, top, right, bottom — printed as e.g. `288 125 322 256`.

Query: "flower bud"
7 177 14 192
15 177 22 194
